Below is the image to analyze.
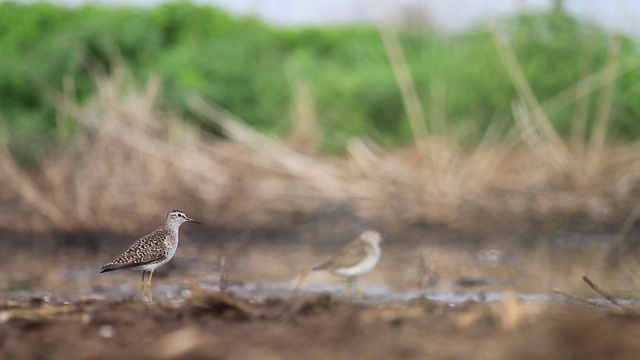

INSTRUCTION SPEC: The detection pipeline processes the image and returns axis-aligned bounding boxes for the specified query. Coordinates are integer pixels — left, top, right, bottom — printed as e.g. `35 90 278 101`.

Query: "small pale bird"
100 209 201 303
312 230 383 299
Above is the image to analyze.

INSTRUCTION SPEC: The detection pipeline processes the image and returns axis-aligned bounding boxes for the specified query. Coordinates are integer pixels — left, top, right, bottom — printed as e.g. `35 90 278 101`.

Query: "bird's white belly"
128 246 177 272
332 252 380 277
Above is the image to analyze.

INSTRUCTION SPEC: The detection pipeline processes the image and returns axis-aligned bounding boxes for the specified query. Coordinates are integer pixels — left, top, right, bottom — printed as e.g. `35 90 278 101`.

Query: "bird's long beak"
187 217 202 224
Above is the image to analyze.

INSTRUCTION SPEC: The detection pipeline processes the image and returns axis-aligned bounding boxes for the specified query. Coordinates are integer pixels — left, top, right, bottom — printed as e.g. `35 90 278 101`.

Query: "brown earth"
2 290 640 360
2 225 640 360
3 56 640 360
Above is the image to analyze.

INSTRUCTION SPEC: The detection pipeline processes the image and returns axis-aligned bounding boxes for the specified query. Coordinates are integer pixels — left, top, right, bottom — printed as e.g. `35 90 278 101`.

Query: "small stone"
99 325 115 338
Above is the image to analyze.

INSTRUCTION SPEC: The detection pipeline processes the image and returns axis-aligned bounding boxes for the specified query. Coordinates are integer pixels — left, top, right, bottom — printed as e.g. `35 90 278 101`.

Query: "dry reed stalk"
587 36 620 174
187 94 346 197
50 69 166 228
569 43 595 155
377 25 476 217
3 56 640 234
377 25 519 222
378 25 430 165
611 150 640 199
541 56 640 119
493 29 588 188
377 26 478 221
346 138 414 191
77 113 228 187
378 25 462 207
0 143 76 233
494 26 640 203
33 69 229 232
604 203 640 268
286 73 321 153
444 119 514 195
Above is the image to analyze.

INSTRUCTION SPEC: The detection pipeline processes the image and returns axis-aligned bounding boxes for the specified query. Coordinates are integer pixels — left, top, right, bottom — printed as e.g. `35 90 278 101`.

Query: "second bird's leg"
355 278 363 300
140 271 147 303
346 277 356 299
147 271 154 304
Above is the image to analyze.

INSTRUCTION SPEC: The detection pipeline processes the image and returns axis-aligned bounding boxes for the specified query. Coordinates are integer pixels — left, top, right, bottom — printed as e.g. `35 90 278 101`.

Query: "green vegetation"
1 1 639 158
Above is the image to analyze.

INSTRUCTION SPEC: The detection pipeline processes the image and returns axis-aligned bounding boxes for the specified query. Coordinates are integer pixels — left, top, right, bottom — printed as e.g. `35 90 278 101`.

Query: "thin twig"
219 256 229 296
582 275 627 310
551 289 608 308
604 203 640 268
278 267 310 321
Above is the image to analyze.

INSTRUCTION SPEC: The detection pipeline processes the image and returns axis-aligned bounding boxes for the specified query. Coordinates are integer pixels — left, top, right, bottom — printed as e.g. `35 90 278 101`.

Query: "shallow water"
1 230 638 307
4 231 640 360
4 279 637 311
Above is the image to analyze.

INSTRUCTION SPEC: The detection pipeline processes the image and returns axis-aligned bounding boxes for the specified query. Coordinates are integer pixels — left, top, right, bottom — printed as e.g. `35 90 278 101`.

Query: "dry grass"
1 34 640 239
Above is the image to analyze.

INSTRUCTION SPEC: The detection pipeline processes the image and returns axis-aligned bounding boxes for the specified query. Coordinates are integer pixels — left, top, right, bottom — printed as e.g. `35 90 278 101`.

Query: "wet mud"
3 289 640 360
2 227 640 359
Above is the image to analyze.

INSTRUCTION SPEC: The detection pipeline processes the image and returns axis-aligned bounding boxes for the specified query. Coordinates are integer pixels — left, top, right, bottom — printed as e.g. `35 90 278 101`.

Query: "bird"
312 230 383 299
100 209 201 304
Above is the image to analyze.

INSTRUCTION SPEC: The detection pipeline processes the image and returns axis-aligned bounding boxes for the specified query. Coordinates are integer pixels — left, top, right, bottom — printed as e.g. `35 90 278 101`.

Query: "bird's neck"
166 223 181 241
368 243 381 256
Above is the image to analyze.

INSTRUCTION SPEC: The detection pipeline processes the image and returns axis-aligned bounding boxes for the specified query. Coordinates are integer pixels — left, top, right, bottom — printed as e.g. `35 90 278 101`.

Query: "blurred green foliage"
1 1 639 158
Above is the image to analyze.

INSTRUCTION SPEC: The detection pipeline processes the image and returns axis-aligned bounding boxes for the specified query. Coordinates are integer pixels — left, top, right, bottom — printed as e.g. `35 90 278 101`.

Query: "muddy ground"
4 291 640 360
2 225 640 359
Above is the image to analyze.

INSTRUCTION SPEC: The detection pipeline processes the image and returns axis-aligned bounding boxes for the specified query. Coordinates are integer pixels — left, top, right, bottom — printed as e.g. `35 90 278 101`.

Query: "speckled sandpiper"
100 209 201 303
312 230 382 299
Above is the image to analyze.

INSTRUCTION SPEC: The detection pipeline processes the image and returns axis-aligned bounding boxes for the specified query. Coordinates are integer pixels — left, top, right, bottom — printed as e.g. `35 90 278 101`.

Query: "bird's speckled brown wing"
313 237 372 270
100 228 171 271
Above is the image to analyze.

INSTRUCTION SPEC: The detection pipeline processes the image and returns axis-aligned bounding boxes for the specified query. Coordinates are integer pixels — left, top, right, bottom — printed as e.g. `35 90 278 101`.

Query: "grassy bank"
2 1 640 159
1 68 639 237
1 2 640 238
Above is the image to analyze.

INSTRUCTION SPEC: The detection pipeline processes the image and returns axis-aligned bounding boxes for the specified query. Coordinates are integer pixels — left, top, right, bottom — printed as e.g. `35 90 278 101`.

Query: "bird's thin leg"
346 277 355 299
355 278 363 300
140 271 147 303
147 271 154 304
